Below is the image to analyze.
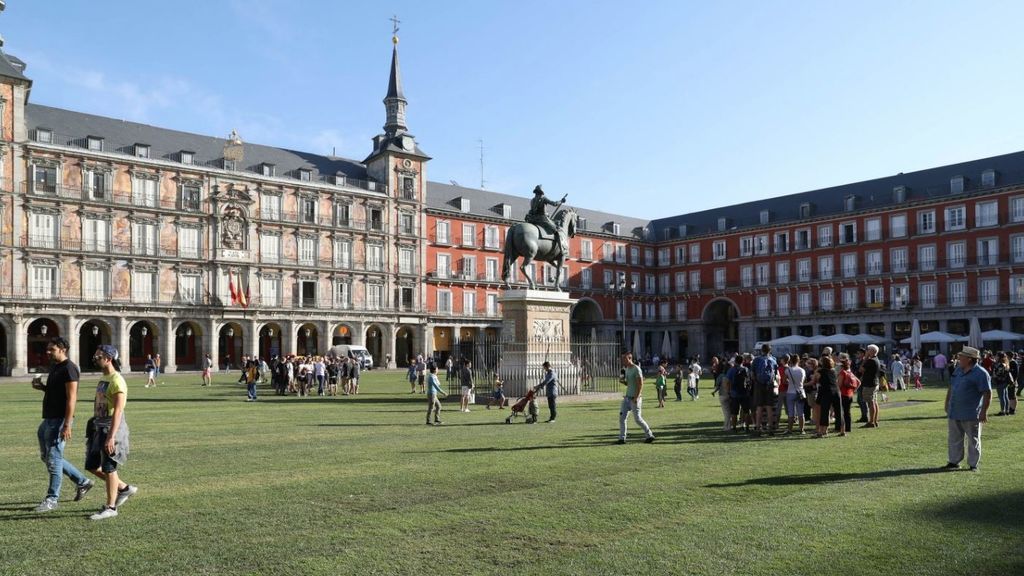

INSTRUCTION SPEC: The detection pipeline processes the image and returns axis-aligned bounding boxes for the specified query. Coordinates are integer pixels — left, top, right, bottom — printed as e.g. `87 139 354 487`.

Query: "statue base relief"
496 290 579 398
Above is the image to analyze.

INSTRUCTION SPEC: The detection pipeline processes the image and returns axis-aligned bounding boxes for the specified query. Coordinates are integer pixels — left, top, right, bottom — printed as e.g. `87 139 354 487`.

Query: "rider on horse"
525 185 567 253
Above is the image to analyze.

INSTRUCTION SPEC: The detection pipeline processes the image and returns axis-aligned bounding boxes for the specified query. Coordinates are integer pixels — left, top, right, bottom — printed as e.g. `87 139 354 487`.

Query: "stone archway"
174 321 204 370
332 323 353 345
296 323 319 356
129 320 159 372
27 318 59 372
703 298 740 359
570 298 603 342
78 319 112 373
218 322 244 369
395 326 415 368
259 322 282 360
365 324 384 367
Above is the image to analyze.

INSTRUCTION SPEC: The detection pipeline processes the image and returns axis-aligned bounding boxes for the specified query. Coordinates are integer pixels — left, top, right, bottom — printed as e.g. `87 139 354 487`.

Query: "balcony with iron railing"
22 181 210 213
27 130 386 194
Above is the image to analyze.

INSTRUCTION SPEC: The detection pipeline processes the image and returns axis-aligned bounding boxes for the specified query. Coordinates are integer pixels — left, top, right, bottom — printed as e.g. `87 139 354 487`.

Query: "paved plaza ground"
2 370 1021 575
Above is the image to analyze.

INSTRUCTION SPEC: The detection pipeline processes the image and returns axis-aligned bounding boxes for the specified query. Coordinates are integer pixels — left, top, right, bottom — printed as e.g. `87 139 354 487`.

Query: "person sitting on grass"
488 377 507 409
426 364 447 425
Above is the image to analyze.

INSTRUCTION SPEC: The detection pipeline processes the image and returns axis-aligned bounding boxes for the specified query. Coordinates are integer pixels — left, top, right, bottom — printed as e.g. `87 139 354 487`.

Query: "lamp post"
607 272 636 352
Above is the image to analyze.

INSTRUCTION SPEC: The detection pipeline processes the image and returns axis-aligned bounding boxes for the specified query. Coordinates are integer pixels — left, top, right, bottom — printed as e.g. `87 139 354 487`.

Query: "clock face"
402 136 414 151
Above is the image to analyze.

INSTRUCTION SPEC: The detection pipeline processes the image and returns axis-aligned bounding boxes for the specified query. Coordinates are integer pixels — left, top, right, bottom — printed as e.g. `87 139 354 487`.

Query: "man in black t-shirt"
33 337 93 512
859 344 882 428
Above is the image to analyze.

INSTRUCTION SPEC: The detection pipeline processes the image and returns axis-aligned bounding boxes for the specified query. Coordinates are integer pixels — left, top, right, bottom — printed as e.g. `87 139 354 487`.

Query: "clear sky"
5 1 1023 219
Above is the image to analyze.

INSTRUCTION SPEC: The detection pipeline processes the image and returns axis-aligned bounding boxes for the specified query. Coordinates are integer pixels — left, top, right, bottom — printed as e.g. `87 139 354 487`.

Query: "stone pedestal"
497 290 579 398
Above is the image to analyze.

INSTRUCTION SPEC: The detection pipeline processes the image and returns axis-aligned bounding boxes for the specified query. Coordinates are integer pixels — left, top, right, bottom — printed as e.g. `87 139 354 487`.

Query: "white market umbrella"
968 317 983 349
849 333 892 345
807 334 853 345
660 331 673 361
900 331 965 344
981 329 1024 342
910 318 921 354
769 335 810 346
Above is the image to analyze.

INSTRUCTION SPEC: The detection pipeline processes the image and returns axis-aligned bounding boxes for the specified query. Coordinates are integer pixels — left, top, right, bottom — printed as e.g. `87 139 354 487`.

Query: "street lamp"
91 325 99 337
266 328 273 337
226 327 234 338
607 272 636 352
40 324 48 336
304 327 311 338
140 326 148 337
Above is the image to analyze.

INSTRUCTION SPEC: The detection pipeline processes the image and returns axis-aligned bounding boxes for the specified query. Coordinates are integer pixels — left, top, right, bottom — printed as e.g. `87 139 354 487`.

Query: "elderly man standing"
859 344 882 428
943 346 992 471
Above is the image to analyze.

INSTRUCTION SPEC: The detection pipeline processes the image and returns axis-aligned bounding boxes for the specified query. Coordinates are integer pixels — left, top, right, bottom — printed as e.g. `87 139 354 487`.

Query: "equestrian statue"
502 185 578 291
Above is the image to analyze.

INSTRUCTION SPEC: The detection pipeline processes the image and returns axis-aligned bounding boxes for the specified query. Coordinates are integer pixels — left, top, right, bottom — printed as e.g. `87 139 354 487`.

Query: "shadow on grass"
926 489 1024 528
414 439 618 454
705 466 952 488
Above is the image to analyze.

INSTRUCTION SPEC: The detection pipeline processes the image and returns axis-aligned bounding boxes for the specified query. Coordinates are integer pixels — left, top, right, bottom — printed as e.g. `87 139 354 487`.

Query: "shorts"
493 390 505 400
417 374 425 386
861 385 878 404
85 426 118 474
202 369 211 377
461 386 473 398
753 382 778 407
729 396 748 416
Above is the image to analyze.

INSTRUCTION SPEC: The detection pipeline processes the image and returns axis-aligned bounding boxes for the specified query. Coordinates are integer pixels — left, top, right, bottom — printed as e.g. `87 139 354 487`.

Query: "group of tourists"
256 354 362 399
32 337 137 520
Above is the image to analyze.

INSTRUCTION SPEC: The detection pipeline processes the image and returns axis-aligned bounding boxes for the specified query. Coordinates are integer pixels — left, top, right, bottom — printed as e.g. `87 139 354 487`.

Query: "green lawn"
2 371 1021 575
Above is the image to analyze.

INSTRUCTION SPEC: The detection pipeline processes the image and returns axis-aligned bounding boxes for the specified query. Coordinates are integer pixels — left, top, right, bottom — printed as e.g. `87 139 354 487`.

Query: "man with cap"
86 344 138 519
534 361 559 423
943 346 992 471
525 185 567 253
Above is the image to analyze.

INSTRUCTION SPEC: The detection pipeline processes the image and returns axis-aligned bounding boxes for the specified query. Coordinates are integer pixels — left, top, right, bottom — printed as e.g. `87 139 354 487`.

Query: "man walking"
534 361 559 423
617 351 655 444
943 346 991 471
33 336 93 512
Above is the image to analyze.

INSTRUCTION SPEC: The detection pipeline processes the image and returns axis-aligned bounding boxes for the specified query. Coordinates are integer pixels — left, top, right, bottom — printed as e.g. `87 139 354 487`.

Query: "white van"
328 345 374 370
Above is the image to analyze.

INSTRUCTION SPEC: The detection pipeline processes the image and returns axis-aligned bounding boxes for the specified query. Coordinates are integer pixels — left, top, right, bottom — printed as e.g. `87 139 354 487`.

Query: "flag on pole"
228 271 238 306
239 276 249 308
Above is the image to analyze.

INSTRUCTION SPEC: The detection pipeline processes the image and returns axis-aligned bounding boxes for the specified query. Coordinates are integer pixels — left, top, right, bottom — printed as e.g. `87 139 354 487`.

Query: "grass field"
1 370 1021 576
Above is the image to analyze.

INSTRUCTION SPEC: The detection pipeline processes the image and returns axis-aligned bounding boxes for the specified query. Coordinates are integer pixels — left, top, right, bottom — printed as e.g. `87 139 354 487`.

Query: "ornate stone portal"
497 289 578 397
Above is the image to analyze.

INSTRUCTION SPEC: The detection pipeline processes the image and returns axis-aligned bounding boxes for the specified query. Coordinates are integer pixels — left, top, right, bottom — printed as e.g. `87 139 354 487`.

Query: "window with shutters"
132 175 158 207
436 220 450 244
675 300 687 320
581 268 592 289
30 213 57 248
580 239 593 261
261 193 281 221
133 222 157 255
367 244 384 271
180 183 202 212
947 241 966 268
818 225 832 248
261 234 280 264
675 272 686 292
689 270 700 291
486 258 499 282
261 278 281 307
367 284 383 310
333 280 349 309
83 268 108 301
716 268 728 290
334 203 350 227
919 245 936 271
890 214 907 238
948 280 966 307
975 201 998 227
463 291 476 316
776 261 790 284
920 282 937 309
30 265 56 298
777 293 790 316
298 237 316 266
890 247 908 273
133 271 155 302
944 206 966 231
399 248 415 274
979 278 999 305
179 274 200 304
333 239 350 269
689 243 700 263
300 198 316 224
83 217 109 252
818 256 833 280
484 225 500 249
178 227 200 259
437 290 452 313
436 254 451 279
713 240 727 260
462 224 476 247
819 290 834 312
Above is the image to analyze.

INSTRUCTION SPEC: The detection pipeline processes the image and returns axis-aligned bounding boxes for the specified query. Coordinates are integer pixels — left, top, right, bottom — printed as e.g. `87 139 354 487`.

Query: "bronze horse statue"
502 208 578 291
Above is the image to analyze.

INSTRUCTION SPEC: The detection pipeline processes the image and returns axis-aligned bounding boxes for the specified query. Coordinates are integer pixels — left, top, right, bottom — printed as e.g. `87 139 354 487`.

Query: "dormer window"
134 143 150 159
332 172 346 186
950 175 965 194
179 150 194 165
223 159 236 171
678 224 689 237
260 163 276 177
717 217 731 232
612 223 621 236
35 128 53 143
799 202 815 218
459 198 470 213
759 209 771 225
298 168 312 182
497 204 511 219
87 136 104 151
981 169 996 188
578 217 587 231
892 185 906 203
844 195 858 211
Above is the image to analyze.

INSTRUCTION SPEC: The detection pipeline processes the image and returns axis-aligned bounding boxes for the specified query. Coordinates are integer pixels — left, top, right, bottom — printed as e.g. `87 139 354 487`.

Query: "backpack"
732 366 750 394
753 356 777 387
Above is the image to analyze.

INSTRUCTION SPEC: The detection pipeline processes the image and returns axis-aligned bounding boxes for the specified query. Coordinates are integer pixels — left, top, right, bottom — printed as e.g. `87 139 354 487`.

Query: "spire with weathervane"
383 15 407 135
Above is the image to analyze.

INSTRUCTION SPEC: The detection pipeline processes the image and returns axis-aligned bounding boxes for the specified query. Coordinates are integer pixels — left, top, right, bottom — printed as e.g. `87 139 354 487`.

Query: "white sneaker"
34 498 58 512
90 506 118 520
114 485 138 508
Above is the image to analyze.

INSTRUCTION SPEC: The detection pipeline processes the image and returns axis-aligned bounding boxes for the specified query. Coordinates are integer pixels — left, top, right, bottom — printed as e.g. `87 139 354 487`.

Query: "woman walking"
85 345 137 520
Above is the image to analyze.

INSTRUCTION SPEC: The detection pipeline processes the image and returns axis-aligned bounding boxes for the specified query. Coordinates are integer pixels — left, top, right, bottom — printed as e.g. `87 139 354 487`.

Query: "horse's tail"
501 225 516 286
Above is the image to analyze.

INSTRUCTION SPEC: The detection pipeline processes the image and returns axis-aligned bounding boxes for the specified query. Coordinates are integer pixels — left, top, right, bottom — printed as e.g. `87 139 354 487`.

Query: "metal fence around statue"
442 339 623 399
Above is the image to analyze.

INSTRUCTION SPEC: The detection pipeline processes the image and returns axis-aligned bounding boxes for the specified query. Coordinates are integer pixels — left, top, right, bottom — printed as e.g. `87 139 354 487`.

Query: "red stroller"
505 388 539 424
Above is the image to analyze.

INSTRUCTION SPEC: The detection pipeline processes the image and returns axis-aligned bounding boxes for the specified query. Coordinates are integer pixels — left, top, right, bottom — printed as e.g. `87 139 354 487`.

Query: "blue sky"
5 1 1023 218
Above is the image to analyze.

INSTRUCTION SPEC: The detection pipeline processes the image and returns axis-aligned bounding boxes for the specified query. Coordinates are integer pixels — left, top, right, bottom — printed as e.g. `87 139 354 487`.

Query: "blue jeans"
247 382 257 400
37 418 88 500
316 375 325 395
996 385 1008 413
